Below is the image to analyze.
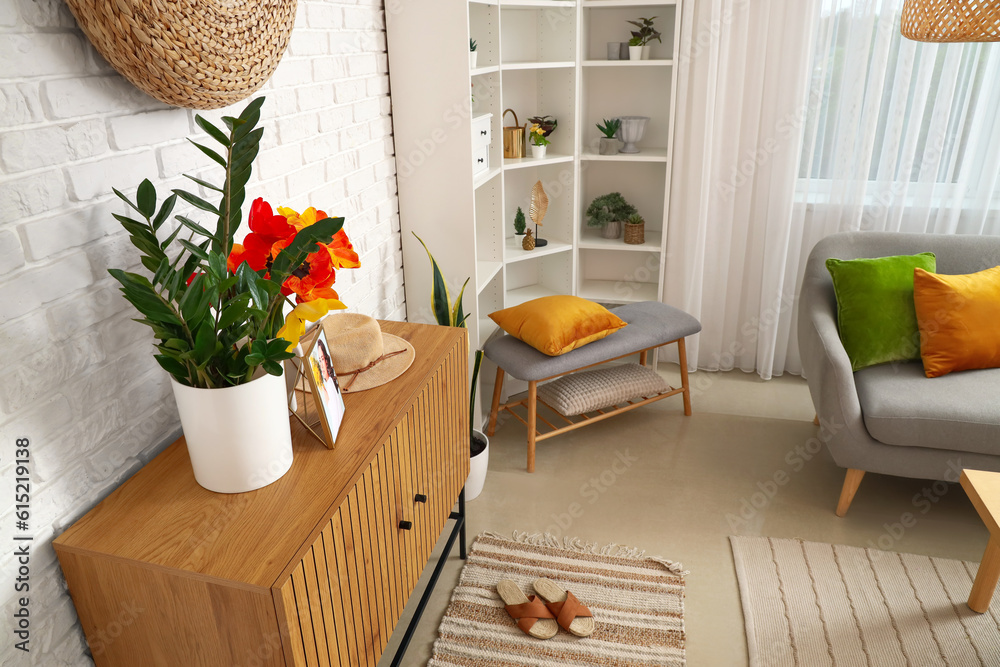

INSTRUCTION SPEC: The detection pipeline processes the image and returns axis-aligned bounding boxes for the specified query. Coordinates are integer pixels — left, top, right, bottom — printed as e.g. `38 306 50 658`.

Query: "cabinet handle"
480 130 487 136
477 158 484 163
399 520 413 530
414 494 427 503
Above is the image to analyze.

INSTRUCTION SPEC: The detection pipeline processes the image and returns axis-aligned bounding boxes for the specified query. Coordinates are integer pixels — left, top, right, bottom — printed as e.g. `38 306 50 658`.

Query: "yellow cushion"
488 295 627 356
913 265 1000 378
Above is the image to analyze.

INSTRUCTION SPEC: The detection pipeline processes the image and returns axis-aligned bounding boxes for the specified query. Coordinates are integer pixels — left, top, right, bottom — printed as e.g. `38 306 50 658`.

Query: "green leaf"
152 257 171 286
262 360 283 376
217 294 251 329
140 255 160 273
112 187 145 217
412 232 452 327
160 224 183 251
176 215 216 239
270 216 345 282
207 252 227 281
195 115 231 147
173 189 220 215
163 338 189 351
179 239 210 261
193 322 217 363
152 193 177 230
136 179 156 219
155 354 189 380
452 278 470 329
183 173 224 193
187 139 227 168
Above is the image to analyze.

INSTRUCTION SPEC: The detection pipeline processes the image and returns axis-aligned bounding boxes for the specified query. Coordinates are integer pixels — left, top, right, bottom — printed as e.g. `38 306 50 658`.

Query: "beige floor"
378 367 990 666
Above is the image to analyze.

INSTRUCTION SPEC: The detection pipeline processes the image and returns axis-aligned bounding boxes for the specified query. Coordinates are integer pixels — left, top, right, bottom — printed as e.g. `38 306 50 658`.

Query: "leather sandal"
496 580 558 639
533 578 596 637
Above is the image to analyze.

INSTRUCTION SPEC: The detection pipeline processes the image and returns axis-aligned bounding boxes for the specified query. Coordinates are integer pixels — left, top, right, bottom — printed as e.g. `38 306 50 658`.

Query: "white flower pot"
530 144 547 159
171 372 294 494
470 51 478 69
467 430 489 501
628 45 642 61
642 44 651 60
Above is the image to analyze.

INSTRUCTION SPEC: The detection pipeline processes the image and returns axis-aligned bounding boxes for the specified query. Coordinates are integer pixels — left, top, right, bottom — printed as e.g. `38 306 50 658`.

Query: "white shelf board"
583 0 677 6
583 59 673 67
476 260 503 293
578 279 658 303
478 316 501 345
578 227 663 251
501 0 576 7
471 65 500 76
500 61 575 71
470 0 498 4
580 147 668 162
503 153 574 170
504 236 573 263
506 284 562 307
473 166 502 189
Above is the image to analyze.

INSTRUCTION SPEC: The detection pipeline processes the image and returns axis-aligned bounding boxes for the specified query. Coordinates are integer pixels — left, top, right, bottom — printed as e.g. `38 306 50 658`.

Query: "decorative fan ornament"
901 0 1000 42
63 0 298 109
529 180 549 248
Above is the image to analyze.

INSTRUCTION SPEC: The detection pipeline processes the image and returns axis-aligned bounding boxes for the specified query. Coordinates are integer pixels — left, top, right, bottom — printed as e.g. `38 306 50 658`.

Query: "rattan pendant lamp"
901 0 1000 42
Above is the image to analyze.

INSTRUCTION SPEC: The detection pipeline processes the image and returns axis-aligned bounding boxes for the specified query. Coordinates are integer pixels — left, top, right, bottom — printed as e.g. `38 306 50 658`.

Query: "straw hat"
321 314 415 393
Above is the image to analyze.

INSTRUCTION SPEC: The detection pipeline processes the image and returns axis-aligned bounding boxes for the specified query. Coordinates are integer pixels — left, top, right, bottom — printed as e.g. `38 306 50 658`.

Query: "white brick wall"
0 0 403 663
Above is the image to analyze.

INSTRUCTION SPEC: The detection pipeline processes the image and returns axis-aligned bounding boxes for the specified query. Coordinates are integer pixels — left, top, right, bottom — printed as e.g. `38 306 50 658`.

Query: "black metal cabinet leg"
459 488 467 560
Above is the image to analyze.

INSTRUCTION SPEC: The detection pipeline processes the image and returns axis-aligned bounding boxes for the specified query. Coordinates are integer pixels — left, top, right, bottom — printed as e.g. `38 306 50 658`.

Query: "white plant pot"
530 144 547 159
171 372 294 494
628 45 642 61
467 430 489 501
642 44 651 60
470 51 478 69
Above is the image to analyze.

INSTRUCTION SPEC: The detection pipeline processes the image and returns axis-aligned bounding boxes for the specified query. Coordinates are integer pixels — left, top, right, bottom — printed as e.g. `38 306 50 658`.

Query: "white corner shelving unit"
387 0 682 424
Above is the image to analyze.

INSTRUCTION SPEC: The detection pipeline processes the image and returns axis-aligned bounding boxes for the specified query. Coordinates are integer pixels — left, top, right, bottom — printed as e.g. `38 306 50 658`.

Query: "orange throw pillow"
913 265 1000 378
489 295 627 356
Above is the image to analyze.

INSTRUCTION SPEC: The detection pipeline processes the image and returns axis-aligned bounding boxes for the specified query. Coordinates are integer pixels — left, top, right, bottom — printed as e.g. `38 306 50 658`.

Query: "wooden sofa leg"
527 381 537 473
487 367 504 437
677 338 692 416
813 414 820 426
836 469 865 517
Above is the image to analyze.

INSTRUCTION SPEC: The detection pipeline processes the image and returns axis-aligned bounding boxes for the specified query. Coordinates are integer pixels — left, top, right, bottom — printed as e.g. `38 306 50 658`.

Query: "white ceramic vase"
530 144 547 159
467 430 490 501
171 372 294 494
642 44 650 60
470 51 478 69
628 45 642 61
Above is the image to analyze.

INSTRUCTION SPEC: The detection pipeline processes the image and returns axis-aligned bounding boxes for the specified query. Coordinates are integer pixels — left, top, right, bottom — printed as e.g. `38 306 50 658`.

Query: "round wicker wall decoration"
63 0 297 110
901 0 1000 42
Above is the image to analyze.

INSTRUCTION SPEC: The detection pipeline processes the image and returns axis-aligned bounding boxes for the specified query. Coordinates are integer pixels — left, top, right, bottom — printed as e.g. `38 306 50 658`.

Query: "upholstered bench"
484 302 702 472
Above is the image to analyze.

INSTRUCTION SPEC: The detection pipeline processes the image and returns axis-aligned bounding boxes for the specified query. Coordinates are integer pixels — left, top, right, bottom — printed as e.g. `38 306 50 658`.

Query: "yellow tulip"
277 298 347 351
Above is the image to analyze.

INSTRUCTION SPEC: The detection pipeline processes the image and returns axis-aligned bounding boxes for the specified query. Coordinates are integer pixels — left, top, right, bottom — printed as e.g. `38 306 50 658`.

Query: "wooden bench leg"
639 350 648 366
677 338 692 416
836 468 865 517
527 380 537 473
487 367 504 437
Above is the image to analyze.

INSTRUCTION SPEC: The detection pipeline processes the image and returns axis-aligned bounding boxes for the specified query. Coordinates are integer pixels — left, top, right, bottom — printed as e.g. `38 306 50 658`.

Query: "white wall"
0 0 403 662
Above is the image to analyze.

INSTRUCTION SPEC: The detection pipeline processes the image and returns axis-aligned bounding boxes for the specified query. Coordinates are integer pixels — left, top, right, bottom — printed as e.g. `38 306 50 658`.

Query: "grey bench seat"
484 301 702 472
484 302 702 381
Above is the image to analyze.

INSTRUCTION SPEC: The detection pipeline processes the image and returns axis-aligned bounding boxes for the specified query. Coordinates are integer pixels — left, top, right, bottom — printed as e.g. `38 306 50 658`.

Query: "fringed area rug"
429 532 687 666
731 536 1000 666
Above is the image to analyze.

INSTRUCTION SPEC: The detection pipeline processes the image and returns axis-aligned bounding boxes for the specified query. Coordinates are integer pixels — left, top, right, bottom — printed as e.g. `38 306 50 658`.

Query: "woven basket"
901 0 1000 42
624 222 644 245
64 0 297 110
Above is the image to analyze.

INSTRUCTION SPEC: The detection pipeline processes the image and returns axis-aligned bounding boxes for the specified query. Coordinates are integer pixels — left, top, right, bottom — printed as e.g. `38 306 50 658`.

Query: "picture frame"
295 324 346 450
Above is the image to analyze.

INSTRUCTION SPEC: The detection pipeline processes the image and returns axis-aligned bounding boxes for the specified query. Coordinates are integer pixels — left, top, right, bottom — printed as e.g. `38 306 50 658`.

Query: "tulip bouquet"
109 97 360 389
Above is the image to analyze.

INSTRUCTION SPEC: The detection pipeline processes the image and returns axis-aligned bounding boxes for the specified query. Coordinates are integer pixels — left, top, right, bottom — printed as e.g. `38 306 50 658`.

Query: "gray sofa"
798 232 1000 515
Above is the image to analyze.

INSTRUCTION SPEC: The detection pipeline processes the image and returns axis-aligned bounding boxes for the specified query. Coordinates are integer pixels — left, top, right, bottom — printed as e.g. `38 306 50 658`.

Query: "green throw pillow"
826 252 936 371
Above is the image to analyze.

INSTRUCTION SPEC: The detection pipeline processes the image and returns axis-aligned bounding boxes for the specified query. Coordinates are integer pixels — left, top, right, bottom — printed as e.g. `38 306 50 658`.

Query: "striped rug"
731 536 1000 666
429 532 687 666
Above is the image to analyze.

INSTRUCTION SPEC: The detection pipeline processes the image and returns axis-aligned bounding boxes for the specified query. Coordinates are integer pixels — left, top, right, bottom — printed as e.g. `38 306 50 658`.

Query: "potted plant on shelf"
412 233 489 501
108 97 361 494
625 212 645 245
527 115 556 158
586 192 638 240
627 36 643 61
470 39 478 69
513 206 526 236
597 118 621 155
628 16 661 60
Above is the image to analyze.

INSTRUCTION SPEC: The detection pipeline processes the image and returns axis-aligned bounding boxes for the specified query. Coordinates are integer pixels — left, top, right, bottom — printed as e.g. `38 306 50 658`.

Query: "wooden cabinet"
54 322 469 667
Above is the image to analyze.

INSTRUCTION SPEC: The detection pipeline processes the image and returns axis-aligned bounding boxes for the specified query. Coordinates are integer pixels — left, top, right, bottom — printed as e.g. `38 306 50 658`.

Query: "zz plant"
109 98 346 389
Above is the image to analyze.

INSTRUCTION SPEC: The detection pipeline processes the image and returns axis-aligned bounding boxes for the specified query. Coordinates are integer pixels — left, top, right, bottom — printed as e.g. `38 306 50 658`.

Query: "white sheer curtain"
663 0 817 378
665 0 1000 379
